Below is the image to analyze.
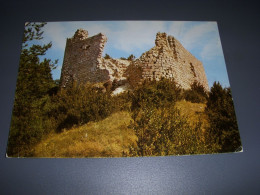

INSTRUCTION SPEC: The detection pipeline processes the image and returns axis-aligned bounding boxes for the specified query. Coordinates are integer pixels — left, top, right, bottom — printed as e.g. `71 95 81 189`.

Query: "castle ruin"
60 29 209 92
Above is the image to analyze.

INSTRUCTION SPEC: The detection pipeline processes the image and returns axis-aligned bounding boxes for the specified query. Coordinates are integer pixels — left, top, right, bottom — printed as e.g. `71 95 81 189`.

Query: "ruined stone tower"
130 32 209 91
60 29 209 91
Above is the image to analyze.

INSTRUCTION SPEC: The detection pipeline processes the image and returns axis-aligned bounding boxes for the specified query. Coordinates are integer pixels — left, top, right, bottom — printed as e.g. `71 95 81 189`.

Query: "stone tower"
60 29 108 88
60 29 209 91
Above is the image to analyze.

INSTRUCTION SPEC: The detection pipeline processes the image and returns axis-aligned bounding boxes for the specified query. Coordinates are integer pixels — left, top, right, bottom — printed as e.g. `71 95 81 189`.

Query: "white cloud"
167 21 186 40
43 21 223 61
43 21 112 52
65 21 112 38
43 22 68 50
39 21 228 86
200 35 223 60
167 22 217 51
110 21 166 53
167 21 224 61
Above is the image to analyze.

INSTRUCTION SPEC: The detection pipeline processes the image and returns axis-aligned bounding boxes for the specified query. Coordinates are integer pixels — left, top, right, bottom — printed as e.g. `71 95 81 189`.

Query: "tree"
205 82 242 152
52 82 115 132
7 22 57 157
183 81 208 103
127 54 136 61
104 53 112 59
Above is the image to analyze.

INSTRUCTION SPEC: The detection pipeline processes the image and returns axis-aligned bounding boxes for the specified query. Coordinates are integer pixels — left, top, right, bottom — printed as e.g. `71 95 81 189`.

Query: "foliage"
130 78 182 114
50 82 115 132
183 81 208 103
128 78 219 156
111 91 132 112
7 22 58 157
104 53 112 59
7 25 242 157
127 54 136 61
205 82 242 152
128 102 220 156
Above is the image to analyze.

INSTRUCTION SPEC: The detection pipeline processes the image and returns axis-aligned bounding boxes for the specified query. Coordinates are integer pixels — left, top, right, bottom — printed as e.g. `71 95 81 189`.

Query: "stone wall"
60 29 209 91
60 29 105 87
132 32 209 91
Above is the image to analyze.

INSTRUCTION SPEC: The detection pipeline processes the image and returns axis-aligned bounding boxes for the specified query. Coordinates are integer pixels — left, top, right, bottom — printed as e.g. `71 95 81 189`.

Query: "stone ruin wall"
173 36 209 91
60 29 130 88
60 29 209 91
132 32 209 91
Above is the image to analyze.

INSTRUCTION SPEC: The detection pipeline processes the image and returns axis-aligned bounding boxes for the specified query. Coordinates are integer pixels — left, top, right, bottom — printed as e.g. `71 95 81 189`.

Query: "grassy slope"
34 101 209 158
34 111 137 158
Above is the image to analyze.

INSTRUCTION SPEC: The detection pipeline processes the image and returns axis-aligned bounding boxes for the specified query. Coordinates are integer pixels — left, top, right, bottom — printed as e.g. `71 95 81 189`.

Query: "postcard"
6 21 242 157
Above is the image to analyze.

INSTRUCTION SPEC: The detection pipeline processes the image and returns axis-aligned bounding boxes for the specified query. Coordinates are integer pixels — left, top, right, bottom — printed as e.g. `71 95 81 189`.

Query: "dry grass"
34 111 137 158
34 101 210 158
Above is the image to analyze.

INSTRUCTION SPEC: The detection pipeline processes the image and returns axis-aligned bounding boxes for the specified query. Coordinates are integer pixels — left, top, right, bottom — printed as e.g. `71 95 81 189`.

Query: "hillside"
34 111 137 158
33 101 209 158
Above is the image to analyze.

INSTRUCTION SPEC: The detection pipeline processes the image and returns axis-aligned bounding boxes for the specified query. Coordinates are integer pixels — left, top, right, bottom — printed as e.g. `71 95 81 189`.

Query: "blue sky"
37 21 230 88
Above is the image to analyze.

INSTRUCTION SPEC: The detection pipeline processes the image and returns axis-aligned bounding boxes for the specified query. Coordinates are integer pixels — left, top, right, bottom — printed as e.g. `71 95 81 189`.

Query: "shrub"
127 54 136 61
128 78 218 156
128 104 219 156
104 54 112 59
130 78 182 113
183 81 208 103
50 82 115 132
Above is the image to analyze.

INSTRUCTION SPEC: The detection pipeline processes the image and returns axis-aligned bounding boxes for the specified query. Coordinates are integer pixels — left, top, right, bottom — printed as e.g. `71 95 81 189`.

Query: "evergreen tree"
206 82 242 152
7 22 57 157
52 82 115 132
183 81 208 103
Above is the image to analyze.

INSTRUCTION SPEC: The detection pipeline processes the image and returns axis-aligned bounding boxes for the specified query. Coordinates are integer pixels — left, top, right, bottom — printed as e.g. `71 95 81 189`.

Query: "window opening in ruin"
82 45 90 50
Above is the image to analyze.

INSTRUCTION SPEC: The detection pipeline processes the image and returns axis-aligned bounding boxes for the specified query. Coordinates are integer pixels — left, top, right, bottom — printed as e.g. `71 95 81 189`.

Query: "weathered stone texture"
60 29 209 91
133 32 209 91
60 29 107 87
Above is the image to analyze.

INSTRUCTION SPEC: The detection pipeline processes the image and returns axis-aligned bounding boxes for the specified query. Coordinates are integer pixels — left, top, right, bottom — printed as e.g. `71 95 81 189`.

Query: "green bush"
104 53 112 59
50 82 116 132
183 81 208 103
127 54 136 61
128 104 219 156
128 78 219 156
130 78 182 113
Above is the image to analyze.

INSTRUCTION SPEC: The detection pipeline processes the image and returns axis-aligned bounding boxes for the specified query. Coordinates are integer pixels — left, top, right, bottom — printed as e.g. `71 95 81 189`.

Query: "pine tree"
183 81 208 103
206 82 242 152
7 22 58 157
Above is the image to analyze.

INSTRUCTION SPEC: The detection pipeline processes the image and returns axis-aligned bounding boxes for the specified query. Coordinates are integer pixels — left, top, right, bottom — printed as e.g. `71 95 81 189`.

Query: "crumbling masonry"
60 29 209 91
